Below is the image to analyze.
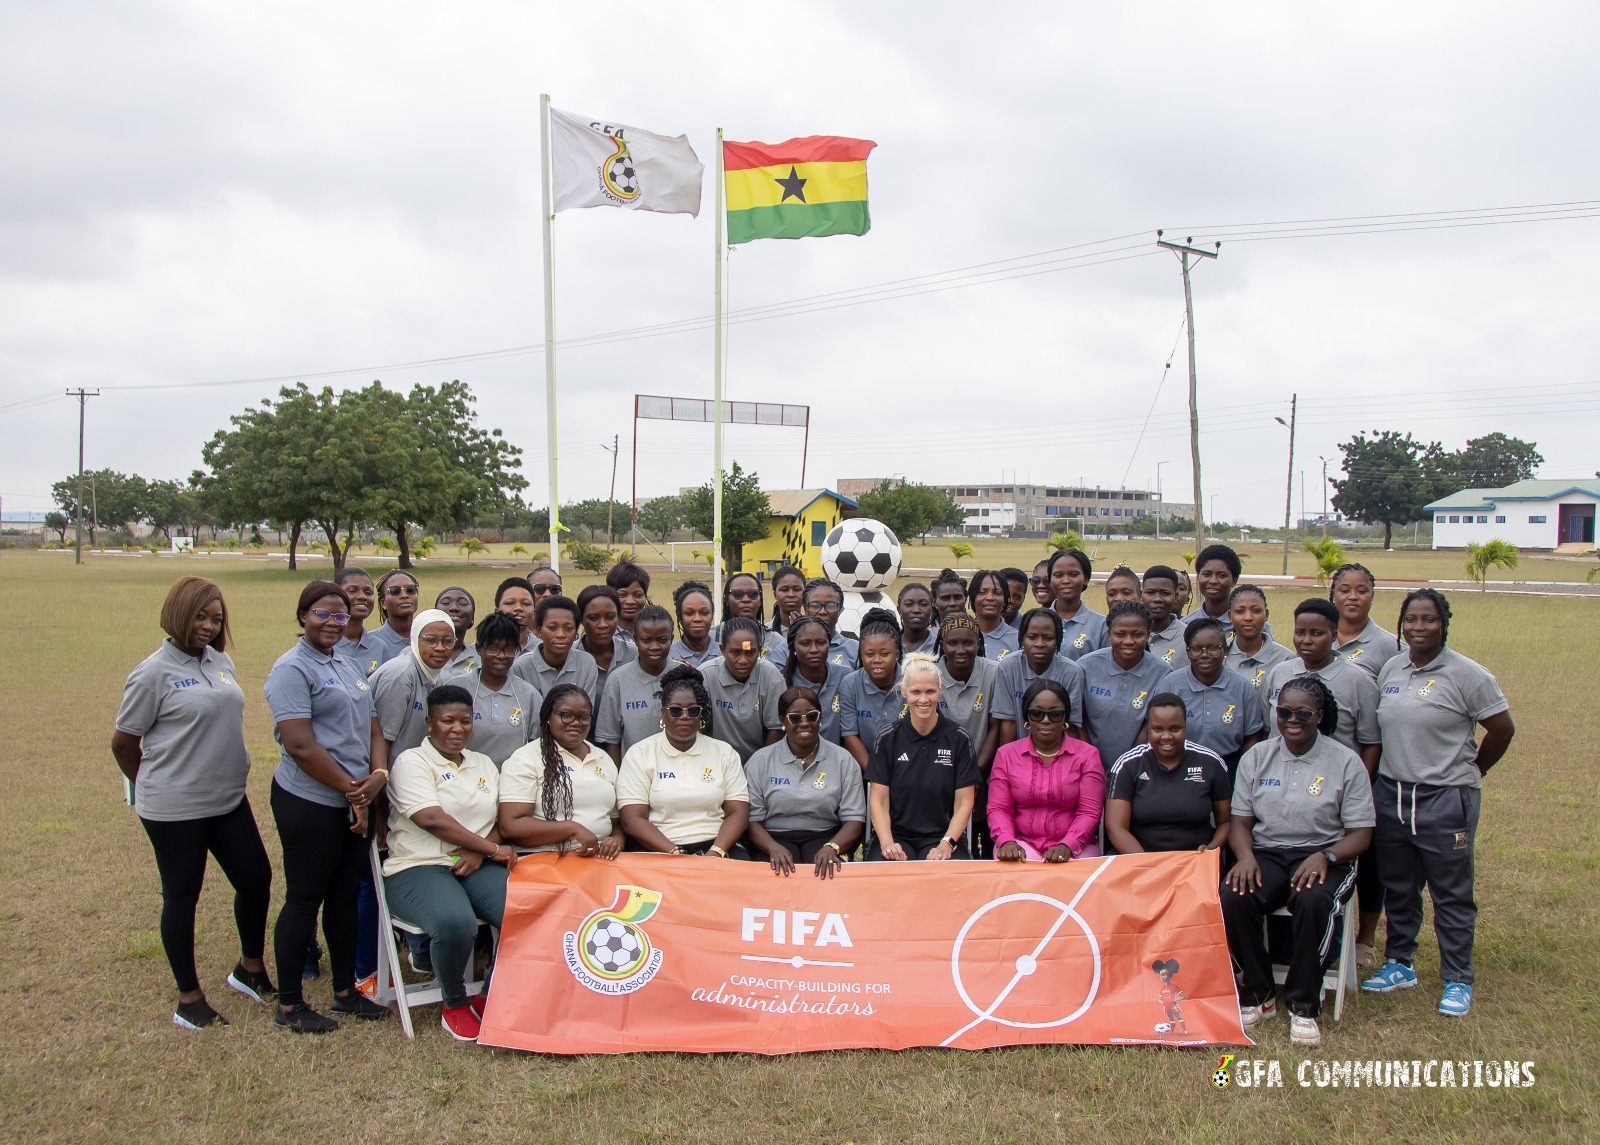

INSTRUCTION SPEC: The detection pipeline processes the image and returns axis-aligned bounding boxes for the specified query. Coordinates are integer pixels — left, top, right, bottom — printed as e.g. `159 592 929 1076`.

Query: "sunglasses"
308 608 351 624
783 710 822 726
1275 706 1318 724
666 704 704 719
1024 707 1068 724
728 589 762 601
532 582 563 595
385 585 418 597
1029 576 1049 587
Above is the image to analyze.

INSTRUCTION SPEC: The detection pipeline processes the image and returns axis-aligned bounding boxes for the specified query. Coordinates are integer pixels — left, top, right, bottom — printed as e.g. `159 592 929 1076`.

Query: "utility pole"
67 389 99 565
601 434 620 545
1155 461 1168 541
1319 456 1330 537
1157 233 1220 557
1275 394 1297 576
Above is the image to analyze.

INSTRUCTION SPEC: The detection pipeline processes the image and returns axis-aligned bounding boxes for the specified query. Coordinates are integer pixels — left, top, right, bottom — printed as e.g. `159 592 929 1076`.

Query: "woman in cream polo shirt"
499 684 623 857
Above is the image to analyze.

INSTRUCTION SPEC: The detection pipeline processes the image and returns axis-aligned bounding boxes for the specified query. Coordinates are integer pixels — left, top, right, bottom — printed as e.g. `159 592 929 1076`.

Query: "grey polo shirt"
115 639 250 821
1336 619 1401 682
788 660 853 745
1054 604 1108 661
443 666 541 767
367 623 410 671
512 644 601 710
904 629 939 656
594 659 668 753
1231 734 1376 851
827 633 859 670
592 634 638 702
341 628 385 677
443 644 478 676
1147 616 1189 671
263 638 374 807
1228 639 1296 698
937 654 998 750
1262 655 1381 755
1165 666 1266 762
838 668 905 751
745 738 867 834
980 623 1020 662
371 655 434 757
699 656 785 762
1078 649 1172 772
669 638 717 670
1377 647 1509 788
991 653 1087 728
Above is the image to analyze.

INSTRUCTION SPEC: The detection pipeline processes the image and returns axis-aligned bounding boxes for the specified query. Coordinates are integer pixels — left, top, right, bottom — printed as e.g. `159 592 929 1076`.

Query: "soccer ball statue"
821 519 902 592
583 918 645 978
838 589 893 640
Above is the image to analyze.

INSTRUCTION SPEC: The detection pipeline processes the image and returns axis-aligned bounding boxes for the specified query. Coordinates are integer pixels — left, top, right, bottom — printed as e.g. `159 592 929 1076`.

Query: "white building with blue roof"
1425 479 1599 550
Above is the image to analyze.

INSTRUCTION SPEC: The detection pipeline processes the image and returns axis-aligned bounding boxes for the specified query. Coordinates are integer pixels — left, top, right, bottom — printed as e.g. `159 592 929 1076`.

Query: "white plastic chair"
1267 893 1357 1022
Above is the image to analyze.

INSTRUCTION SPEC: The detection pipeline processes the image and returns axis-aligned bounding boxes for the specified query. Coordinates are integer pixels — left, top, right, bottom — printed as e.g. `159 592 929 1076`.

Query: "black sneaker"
274 1002 339 1034
330 992 390 1021
302 942 323 981
226 963 277 1005
173 998 229 1030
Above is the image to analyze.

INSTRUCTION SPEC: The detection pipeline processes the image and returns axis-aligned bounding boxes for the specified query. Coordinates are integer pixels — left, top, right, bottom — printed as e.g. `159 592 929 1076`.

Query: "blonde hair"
160 575 230 653
900 652 943 691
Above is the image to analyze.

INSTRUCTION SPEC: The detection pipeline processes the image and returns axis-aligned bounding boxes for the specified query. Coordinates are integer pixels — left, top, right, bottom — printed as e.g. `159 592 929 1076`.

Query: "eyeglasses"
552 709 591 725
783 710 822 726
728 589 762 601
1024 707 1068 724
1275 706 1318 724
532 583 563 596
385 585 418 596
416 634 455 648
1188 644 1226 656
308 608 350 624
807 601 842 614
666 704 704 719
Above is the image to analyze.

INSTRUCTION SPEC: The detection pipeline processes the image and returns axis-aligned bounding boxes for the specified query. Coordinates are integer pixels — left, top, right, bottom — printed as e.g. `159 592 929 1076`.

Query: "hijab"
409 608 456 684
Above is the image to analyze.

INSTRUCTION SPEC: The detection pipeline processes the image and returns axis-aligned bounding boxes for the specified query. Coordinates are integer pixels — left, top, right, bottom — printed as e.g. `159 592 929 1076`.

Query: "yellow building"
741 488 860 577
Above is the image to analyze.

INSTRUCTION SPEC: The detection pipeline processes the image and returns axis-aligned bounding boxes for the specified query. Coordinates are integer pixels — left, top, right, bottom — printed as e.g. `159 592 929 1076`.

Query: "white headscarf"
409 609 457 685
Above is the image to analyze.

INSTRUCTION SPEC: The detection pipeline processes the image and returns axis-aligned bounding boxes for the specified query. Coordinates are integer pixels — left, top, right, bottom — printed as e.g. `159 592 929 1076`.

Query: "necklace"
1032 741 1064 762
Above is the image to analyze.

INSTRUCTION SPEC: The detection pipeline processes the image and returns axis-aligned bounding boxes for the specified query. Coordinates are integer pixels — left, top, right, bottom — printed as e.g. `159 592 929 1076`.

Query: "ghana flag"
723 136 876 244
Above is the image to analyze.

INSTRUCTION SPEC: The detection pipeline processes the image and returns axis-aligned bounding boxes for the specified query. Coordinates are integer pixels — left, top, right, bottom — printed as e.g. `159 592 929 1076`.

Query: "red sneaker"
440 1004 482 1042
468 993 488 1020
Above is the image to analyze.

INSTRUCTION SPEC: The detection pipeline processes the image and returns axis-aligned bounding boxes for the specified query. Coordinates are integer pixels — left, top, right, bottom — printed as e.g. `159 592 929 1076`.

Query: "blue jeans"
383 862 507 1009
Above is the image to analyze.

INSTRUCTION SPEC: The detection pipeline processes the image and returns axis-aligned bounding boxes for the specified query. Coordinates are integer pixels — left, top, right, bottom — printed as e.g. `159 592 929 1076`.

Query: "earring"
659 718 666 730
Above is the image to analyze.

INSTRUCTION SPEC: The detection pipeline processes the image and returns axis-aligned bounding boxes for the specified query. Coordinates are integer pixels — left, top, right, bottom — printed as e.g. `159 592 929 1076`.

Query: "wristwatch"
942 836 959 849
1321 849 1339 865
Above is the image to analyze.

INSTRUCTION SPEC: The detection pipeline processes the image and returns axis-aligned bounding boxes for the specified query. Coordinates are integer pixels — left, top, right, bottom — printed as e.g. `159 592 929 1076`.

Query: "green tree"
637 494 685 543
855 479 963 544
50 469 147 546
43 511 68 544
565 539 616 571
139 479 200 544
1330 430 1443 550
1464 539 1519 591
1302 536 1346 586
1445 433 1544 489
1044 531 1085 553
682 461 771 571
948 540 975 560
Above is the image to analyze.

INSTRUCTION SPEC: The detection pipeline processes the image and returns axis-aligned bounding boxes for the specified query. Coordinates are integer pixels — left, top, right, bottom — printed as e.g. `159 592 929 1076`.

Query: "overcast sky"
4 1 1597 526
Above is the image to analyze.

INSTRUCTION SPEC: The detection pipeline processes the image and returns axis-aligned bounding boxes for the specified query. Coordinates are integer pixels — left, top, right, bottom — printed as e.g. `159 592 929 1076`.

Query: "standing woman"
512 595 600 707
493 577 539 657
768 565 807 643
803 578 859 668
595 604 676 763
934 614 997 773
371 609 459 760
839 609 906 770
263 581 389 1032
336 567 381 676
1078 601 1174 770
867 654 979 860
499 684 623 858
449 613 540 768
577 585 637 700
605 557 652 643
1261 598 1382 770
783 616 852 746
931 569 969 623
1046 549 1106 660
1028 560 1053 610
1227 584 1295 697
1363 589 1514 1018
992 608 1086 747
999 568 1030 628
1331 564 1400 681
698 617 785 763
896 582 938 655
1141 565 1188 670
715 572 787 665
616 666 751 857
988 680 1104 862
1103 565 1142 609
528 564 563 603
670 581 718 668
434 586 477 675
113 576 274 1030
1174 570 1194 618
1165 617 1266 770
744 686 867 876
369 569 421 669
968 570 1019 660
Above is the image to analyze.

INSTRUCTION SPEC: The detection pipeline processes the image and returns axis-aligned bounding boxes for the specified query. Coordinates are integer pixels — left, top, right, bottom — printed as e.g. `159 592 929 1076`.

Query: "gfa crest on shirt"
1221 704 1236 725
1417 679 1436 697
1131 690 1148 711
509 707 522 727
1307 775 1325 796
700 767 716 783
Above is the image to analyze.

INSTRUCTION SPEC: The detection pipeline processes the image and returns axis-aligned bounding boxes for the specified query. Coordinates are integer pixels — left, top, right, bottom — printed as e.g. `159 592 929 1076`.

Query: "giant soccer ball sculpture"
821 519 903 639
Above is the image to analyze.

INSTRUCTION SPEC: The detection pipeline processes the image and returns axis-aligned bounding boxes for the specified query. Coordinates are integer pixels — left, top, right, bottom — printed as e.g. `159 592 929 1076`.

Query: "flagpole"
540 92 562 576
712 127 725 622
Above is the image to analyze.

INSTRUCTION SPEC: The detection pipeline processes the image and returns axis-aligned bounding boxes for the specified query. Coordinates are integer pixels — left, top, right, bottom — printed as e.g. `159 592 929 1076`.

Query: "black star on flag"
774 166 808 203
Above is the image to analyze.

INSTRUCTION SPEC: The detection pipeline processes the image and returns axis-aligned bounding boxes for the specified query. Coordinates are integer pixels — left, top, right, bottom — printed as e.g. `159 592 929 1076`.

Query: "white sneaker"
1290 1014 1321 1047
1240 997 1278 1026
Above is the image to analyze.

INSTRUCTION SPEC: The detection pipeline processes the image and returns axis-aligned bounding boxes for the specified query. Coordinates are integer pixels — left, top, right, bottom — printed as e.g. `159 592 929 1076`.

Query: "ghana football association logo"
599 133 641 203
563 885 665 995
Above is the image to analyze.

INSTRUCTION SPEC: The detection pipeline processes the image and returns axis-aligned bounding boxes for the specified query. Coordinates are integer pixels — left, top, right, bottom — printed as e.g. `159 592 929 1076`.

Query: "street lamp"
1318 456 1331 537
1155 461 1168 541
1273 395 1297 577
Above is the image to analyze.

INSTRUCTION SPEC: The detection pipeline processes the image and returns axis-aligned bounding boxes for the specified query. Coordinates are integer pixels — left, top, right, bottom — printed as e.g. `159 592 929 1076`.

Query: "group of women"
114 546 1513 1051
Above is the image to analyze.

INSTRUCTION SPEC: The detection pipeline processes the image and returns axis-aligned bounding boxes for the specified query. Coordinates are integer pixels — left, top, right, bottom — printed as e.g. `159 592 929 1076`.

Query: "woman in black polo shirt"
1104 693 1232 855
866 653 979 860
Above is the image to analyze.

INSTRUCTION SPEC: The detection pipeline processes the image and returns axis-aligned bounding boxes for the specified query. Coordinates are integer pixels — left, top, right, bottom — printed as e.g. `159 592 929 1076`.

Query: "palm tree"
459 537 489 560
509 542 528 556
412 535 437 559
1302 537 1346 586
1464 540 1519 591
374 536 398 555
1044 531 1085 553
948 541 975 560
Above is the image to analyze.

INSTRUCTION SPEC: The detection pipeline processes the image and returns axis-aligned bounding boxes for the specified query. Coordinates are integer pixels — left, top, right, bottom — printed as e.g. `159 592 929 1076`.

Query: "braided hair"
536 683 592 828
1107 599 1154 632
1276 674 1340 737
784 616 833 686
1397 587 1452 647
718 615 764 648
802 576 845 610
769 566 806 633
1229 583 1268 607
474 611 522 650
657 664 713 735
374 568 419 623
1017 606 1063 652
722 572 766 625
856 607 904 666
673 579 714 622
966 569 1009 615
931 567 968 598
1328 562 1376 598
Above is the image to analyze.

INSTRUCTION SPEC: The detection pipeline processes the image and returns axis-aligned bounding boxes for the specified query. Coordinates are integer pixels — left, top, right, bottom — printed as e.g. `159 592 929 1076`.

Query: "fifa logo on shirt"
1221 704 1236 725
565 885 664 994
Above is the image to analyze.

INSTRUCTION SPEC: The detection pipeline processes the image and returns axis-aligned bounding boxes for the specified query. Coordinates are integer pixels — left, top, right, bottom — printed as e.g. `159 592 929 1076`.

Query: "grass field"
3 549 1597 1143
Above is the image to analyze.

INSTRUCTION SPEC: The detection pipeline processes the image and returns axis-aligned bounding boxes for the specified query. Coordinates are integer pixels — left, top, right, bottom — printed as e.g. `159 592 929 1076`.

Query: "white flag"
549 108 703 217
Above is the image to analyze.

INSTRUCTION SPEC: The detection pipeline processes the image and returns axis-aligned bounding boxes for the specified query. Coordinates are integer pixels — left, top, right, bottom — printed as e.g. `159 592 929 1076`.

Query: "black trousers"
1356 771 1384 914
1221 847 1357 1017
867 834 971 860
270 782 367 1006
139 797 272 995
1375 777 1480 984
758 828 840 863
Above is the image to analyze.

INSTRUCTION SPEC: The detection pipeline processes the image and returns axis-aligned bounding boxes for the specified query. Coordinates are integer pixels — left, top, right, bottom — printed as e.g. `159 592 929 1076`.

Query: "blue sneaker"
1361 959 1418 993
1438 982 1473 1016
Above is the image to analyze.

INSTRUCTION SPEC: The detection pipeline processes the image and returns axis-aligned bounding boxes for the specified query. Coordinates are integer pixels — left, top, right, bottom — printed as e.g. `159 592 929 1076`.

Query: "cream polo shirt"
615 732 749 846
383 738 500 876
499 739 619 851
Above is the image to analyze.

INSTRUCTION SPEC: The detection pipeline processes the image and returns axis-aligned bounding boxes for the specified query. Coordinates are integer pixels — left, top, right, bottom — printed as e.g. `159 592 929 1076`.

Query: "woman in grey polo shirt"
745 686 866 876
113 576 273 1031
371 608 458 758
1330 563 1400 682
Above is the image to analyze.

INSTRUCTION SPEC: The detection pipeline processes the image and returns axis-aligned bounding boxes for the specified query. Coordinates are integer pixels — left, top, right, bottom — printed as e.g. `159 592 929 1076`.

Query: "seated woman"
382 684 519 1043
1105 693 1231 855
839 609 905 770
616 666 750 857
988 680 1104 862
499 684 622 858
744 686 867 878
866 653 979 860
1222 675 1375 1050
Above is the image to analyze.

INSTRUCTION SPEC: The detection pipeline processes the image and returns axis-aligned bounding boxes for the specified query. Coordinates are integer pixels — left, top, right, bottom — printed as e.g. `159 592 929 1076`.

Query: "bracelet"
708 845 728 858
371 768 389 781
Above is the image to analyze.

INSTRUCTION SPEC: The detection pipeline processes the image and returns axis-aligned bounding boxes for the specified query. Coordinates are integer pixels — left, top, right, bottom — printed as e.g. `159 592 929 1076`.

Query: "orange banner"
478 850 1249 1054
